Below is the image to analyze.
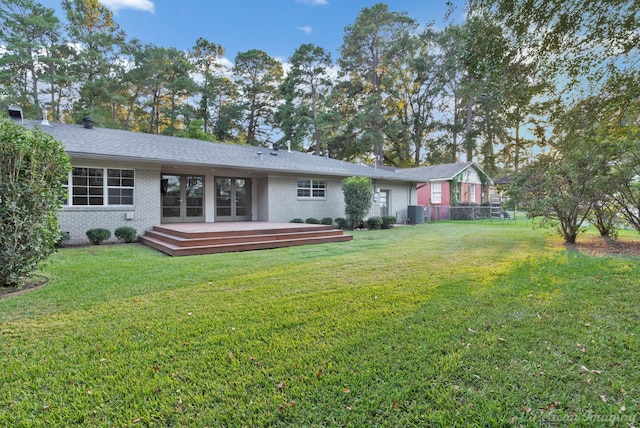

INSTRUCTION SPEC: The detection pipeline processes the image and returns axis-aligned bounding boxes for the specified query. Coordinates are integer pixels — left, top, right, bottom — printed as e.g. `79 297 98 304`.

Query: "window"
431 182 442 204
297 179 326 199
72 167 103 206
107 169 135 205
67 167 135 206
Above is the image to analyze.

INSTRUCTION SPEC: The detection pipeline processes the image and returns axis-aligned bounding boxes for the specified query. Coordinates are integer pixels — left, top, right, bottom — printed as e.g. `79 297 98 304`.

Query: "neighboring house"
398 162 494 221
23 118 419 245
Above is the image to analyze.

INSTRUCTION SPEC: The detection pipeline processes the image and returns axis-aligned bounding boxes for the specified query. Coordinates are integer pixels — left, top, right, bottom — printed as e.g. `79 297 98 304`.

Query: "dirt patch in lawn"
0 274 49 299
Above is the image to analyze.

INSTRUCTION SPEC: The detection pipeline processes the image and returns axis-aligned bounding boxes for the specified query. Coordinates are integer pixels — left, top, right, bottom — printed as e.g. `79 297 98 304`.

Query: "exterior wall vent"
8 106 23 124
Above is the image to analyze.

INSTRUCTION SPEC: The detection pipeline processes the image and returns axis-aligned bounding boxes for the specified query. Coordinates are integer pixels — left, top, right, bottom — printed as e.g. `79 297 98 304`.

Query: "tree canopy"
0 0 637 203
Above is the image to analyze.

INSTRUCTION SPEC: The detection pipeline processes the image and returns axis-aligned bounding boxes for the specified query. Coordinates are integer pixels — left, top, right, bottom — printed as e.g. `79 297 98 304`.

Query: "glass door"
161 174 204 223
215 177 252 221
379 190 390 217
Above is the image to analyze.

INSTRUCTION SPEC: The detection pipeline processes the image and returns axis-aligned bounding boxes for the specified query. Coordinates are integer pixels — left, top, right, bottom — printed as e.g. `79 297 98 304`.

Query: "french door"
161 175 204 223
215 177 252 221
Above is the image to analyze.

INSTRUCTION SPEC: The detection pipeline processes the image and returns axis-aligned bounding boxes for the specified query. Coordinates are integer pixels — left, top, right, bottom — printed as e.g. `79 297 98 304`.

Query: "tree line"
2 0 556 176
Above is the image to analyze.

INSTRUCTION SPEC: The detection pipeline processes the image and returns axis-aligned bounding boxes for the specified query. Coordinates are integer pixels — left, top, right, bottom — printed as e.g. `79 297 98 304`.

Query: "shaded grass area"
0 223 638 426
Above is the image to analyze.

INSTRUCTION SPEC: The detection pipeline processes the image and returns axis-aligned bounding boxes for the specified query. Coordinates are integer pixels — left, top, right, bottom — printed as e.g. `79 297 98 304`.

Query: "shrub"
342 176 372 230
114 226 137 243
86 228 111 245
290 218 304 223
367 216 383 230
0 118 70 286
55 231 71 248
305 217 320 224
321 217 333 226
381 215 397 229
335 217 349 230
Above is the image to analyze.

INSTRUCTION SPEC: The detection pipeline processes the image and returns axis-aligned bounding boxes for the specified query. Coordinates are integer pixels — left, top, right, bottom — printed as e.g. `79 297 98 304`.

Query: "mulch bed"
570 235 640 257
0 274 49 299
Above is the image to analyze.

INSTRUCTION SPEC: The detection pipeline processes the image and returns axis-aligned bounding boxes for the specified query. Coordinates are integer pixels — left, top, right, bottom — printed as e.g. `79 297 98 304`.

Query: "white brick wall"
266 175 346 222
265 175 416 224
371 181 416 223
58 168 160 245
57 165 417 243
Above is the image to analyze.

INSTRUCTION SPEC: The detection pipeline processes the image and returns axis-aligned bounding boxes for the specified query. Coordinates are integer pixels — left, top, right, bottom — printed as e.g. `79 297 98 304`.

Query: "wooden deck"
139 222 353 256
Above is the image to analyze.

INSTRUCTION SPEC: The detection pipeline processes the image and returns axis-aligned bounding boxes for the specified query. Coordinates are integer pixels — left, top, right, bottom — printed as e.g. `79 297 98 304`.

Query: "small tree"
342 176 372 230
510 153 593 244
0 119 70 286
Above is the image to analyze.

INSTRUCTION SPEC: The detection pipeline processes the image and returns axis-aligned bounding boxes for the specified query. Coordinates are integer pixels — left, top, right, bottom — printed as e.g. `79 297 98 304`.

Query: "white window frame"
64 167 135 207
297 179 327 200
431 182 442 204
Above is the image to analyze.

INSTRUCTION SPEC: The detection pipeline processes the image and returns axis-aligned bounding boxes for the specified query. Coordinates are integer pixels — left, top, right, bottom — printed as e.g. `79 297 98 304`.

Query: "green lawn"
1 223 638 426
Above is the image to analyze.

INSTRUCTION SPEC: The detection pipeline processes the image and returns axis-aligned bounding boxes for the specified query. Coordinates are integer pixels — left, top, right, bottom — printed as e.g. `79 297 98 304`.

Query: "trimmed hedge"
381 215 397 229
367 216 383 230
86 228 111 245
114 226 137 243
335 217 349 230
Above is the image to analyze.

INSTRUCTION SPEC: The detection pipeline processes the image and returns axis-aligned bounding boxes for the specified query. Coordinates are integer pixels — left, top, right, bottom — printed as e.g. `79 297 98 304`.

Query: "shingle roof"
397 162 492 183
27 121 415 182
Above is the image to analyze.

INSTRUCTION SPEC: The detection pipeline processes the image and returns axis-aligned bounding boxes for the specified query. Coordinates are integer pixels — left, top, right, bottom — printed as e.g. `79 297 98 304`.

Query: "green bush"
0 118 70 286
335 217 349 230
114 226 137 243
55 231 71 248
381 215 397 229
290 218 304 223
321 217 333 226
367 216 383 230
86 228 111 245
305 217 320 224
342 176 372 230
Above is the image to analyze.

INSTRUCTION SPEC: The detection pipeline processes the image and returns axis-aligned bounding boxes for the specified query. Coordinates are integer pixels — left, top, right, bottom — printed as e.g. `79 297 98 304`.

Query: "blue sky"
40 0 467 64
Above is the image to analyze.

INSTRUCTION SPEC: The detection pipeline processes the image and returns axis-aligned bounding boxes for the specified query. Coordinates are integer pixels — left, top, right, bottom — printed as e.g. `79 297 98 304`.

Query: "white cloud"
297 26 313 35
100 0 155 13
295 0 329 5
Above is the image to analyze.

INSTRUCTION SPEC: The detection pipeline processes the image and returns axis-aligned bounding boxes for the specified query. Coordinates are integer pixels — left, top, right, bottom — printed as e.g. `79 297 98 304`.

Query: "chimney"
8 106 23 124
272 142 279 151
82 117 94 129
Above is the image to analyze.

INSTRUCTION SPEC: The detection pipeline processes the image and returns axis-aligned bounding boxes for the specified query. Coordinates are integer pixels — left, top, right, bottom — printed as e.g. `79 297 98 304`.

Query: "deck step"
140 223 353 256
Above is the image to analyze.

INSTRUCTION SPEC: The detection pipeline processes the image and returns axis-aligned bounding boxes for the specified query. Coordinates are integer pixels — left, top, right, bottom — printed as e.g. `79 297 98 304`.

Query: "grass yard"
0 222 639 427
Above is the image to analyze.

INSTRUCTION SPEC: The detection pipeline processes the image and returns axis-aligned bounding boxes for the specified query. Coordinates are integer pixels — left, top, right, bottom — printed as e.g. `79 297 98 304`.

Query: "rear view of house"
24 119 420 247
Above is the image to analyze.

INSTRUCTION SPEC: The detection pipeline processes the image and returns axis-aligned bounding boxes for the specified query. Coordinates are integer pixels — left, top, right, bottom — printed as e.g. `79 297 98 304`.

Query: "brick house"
398 162 494 221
